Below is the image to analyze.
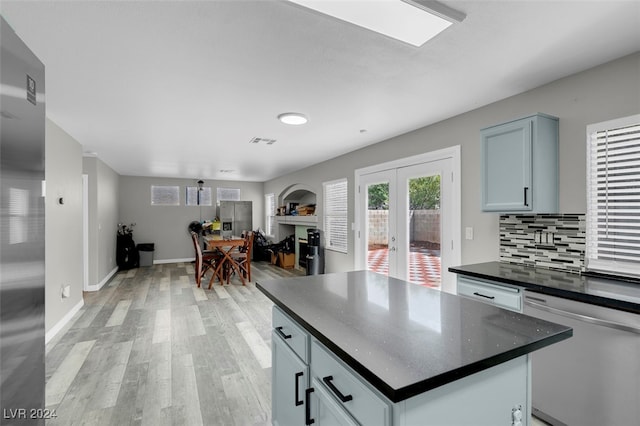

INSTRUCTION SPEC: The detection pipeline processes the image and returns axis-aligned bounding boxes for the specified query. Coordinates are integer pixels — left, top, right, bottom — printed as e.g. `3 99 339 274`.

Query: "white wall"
118 176 264 262
45 119 83 336
265 53 640 273
83 156 119 288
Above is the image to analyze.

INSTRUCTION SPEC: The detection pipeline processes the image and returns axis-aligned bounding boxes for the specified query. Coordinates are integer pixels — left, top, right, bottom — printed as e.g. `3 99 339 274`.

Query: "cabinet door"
309 377 360 426
481 118 532 211
272 332 309 426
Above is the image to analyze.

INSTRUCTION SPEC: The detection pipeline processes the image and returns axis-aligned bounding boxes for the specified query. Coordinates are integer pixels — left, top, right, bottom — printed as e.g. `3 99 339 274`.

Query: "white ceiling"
1 1 639 182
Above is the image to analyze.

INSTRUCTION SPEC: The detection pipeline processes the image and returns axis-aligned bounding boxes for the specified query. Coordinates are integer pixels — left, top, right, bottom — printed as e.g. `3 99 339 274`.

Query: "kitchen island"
257 271 572 426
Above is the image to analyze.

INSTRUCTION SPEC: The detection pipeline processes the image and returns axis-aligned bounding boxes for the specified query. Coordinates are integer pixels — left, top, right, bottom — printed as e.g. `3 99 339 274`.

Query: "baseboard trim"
86 266 118 292
154 258 194 264
45 299 84 344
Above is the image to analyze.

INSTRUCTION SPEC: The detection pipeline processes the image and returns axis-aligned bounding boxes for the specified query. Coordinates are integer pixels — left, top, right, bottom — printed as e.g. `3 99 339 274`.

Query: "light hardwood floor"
45 261 302 426
45 261 552 426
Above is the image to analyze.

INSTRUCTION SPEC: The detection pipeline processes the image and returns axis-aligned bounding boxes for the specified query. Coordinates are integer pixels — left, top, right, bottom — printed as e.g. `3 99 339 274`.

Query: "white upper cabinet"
481 113 559 213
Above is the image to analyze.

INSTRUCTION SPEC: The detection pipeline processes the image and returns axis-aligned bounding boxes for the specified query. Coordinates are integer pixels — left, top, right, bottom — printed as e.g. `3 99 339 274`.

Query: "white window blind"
186 186 212 206
151 185 180 206
265 193 275 236
217 187 240 203
323 178 348 253
586 114 640 278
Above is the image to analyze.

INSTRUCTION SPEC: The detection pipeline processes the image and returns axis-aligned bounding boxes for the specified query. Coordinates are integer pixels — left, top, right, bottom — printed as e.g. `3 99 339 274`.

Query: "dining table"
203 234 247 288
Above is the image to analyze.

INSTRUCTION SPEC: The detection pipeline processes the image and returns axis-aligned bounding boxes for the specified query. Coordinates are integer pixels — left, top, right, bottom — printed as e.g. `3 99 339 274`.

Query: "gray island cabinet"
257 271 572 426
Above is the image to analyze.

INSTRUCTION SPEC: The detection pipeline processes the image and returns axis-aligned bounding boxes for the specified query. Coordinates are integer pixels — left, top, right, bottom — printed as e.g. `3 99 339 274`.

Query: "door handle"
295 372 304 406
523 187 529 206
305 387 315 425
322 375 353 403
275 326 291 339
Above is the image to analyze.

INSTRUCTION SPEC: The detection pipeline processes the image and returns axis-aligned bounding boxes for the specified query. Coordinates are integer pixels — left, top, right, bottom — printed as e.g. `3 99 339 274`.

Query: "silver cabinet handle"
524 299 640 334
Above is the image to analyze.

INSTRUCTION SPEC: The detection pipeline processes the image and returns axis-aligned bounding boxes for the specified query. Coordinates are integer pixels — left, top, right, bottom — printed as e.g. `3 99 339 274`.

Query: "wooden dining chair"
231 231 254 283
191 231 222 287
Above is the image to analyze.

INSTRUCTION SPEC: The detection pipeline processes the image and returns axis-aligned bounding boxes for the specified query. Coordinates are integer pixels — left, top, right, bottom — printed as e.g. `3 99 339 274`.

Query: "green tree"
368 183 388 210
409 175 440 209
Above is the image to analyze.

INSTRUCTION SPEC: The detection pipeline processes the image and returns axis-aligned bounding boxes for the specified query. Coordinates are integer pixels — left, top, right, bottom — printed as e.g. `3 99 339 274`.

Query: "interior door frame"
83 173 89 291
354 146 461 293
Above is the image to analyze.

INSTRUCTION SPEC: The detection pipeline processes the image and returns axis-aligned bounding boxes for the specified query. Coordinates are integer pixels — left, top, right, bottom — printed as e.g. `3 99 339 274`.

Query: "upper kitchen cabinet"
481 113 559 213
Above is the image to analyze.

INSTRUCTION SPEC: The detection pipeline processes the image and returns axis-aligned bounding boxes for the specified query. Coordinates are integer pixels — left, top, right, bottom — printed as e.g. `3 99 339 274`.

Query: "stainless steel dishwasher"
523 290 640 426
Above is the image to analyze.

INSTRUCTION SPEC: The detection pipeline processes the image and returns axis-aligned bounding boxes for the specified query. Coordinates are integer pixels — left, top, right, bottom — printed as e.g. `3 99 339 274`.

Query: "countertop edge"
449 264 640 314
257 280 573 403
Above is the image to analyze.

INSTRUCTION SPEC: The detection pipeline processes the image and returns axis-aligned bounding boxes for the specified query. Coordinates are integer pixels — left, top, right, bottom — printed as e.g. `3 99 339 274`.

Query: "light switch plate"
465 227 473 240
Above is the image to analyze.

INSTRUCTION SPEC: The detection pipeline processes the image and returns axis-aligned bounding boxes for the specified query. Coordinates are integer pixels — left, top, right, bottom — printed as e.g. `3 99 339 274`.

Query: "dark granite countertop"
449 262 640 314
257 270 572 403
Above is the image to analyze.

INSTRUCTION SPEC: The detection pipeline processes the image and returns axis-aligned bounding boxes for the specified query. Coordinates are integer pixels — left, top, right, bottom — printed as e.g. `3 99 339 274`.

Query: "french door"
355 148 459 293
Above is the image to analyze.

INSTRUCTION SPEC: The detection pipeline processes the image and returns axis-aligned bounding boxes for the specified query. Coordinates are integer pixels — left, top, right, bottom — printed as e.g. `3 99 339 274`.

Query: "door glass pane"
366 182 389 276
408 175 441 288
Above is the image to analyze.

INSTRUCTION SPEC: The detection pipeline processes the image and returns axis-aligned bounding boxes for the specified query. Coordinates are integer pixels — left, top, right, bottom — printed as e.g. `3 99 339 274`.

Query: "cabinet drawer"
457 276 522 312
311 340 391 426
273 306 310 363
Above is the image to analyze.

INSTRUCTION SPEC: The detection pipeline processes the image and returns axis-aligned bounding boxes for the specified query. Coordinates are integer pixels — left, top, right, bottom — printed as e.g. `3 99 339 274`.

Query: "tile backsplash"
499 214 585 274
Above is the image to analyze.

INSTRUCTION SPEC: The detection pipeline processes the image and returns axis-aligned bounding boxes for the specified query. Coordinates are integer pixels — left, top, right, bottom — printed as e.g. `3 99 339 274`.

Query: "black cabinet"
116 234 139 270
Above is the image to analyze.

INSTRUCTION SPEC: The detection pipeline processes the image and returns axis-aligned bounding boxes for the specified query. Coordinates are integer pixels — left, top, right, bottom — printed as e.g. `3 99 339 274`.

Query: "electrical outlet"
511 404 523 426
535 231 554 247
61 285 70 299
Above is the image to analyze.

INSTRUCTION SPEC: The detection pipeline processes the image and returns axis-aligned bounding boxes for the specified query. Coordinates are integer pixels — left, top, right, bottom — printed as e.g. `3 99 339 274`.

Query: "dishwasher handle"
524 297 640 334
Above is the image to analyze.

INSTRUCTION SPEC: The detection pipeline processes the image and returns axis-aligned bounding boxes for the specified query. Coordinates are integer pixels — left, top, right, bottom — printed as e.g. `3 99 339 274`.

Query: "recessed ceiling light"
278 112 308 125
288 0 465 47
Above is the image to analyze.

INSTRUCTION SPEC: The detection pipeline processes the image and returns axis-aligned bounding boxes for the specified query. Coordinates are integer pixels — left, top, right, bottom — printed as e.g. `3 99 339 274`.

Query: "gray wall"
265 53 640 273
118 176 264 262
83 156 119 285
45 119 83 334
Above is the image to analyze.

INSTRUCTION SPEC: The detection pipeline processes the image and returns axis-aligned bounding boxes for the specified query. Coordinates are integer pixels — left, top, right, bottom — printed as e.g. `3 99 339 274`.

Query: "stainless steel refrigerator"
1 16 46 422
218 201 252 236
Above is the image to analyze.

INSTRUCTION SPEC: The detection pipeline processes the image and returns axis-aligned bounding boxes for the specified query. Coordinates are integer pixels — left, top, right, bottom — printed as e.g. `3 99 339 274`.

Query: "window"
217 187 240 203
323 178 348 253
265 193 275 236
586 114 640 278
186 186 212 206
151 185 180 206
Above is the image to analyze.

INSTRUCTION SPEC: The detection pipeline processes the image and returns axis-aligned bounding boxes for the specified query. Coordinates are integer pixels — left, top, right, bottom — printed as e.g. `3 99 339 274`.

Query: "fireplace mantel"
275 215 318 226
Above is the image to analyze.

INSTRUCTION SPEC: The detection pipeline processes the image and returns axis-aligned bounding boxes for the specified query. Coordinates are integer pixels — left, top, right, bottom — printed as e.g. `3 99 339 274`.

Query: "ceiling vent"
249 137 277 145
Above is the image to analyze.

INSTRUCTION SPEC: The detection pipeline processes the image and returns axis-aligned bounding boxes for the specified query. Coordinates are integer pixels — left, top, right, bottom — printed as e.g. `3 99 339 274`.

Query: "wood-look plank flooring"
45 261 303 425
